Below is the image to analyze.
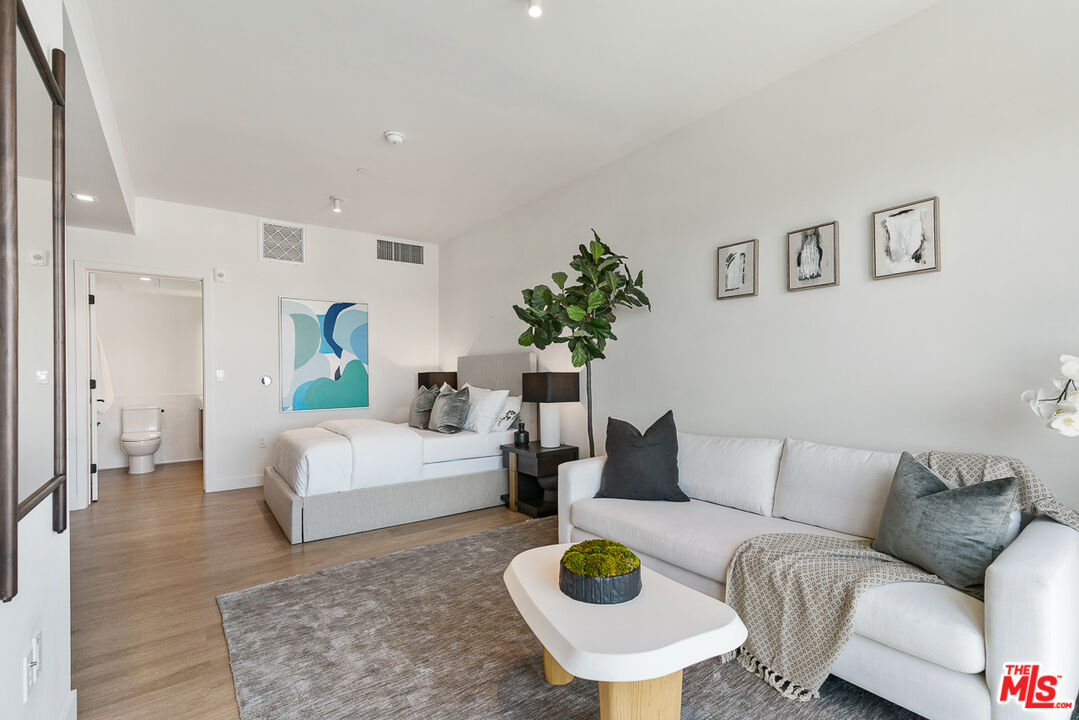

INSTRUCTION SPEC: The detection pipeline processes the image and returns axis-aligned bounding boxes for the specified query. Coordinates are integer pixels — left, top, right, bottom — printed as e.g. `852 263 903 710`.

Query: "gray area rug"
218 517 927 719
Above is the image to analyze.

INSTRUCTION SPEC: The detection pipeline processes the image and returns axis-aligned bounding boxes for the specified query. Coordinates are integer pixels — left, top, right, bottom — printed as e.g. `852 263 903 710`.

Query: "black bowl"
559 565 642 604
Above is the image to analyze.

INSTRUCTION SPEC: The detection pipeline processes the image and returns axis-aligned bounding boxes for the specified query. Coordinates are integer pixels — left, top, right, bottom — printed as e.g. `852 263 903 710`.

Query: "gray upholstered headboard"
457 352 538 430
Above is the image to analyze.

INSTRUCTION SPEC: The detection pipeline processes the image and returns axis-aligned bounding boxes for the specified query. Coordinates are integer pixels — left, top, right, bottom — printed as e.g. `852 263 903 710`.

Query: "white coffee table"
504 544 747 720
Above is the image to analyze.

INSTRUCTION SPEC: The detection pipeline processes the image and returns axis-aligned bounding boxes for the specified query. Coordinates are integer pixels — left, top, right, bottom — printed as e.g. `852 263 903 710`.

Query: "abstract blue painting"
280 298 369 412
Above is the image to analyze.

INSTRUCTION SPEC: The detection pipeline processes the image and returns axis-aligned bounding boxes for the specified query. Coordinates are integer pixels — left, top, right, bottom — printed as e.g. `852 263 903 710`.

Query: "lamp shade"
418 371 458 389
522 372 580 404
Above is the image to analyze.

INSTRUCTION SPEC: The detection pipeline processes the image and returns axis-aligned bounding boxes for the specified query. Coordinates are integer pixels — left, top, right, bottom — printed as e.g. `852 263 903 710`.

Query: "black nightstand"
500 442 579 518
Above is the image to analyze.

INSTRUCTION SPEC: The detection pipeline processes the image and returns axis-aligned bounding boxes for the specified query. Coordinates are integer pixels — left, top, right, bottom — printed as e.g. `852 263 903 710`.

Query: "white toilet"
120 405 163 474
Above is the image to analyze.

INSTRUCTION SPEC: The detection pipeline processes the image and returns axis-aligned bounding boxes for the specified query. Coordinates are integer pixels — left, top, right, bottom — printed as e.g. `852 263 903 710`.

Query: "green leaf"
571 343 588 367
517 329 534 347
635 269 644 286
587 317 612 336
587 289 605 312
512 305 534 323
567 305 586 322
521 288 534 305
590 240 604 263
551 271 567 289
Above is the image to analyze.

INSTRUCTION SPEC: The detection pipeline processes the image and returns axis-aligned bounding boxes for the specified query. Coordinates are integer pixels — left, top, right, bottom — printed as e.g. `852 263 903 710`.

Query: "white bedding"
274 419 510 497
402 424 514 463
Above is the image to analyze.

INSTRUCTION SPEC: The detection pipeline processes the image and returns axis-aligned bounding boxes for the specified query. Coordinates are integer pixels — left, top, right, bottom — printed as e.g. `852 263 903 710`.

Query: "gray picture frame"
872 196 940 280
716 239 758 300
787 221 839 292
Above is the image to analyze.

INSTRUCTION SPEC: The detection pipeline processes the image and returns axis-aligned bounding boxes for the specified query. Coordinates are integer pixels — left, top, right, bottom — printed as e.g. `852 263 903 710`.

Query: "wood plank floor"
70 461 525 719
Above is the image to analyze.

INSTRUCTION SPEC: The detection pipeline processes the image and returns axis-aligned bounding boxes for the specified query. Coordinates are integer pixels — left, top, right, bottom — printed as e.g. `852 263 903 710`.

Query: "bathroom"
90 272 204 484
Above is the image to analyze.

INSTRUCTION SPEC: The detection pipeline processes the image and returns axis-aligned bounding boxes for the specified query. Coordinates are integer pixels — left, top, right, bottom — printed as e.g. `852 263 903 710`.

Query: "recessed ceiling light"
139 276 153 282
72 192 97 203
528 0 542 18
331 196 343 213
383 130 407 146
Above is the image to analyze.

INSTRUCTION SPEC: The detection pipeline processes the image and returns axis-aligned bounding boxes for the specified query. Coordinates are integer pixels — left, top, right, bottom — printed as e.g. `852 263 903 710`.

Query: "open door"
87 272 114 501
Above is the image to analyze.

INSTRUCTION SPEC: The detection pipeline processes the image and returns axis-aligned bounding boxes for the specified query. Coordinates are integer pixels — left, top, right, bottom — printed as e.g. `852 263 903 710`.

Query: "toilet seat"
121 430 162 442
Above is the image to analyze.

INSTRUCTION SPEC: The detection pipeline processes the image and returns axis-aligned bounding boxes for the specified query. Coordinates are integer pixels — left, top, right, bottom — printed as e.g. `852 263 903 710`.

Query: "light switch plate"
215 370 225 382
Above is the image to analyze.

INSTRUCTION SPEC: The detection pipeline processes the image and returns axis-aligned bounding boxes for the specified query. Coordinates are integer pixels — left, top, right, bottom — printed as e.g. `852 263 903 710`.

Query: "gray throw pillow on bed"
408 386 440 430
873 452 1018 599
429 386 470 434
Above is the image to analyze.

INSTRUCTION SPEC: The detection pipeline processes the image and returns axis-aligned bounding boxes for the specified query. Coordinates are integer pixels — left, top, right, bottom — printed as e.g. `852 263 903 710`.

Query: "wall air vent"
377 239 424 265
259 218 305 265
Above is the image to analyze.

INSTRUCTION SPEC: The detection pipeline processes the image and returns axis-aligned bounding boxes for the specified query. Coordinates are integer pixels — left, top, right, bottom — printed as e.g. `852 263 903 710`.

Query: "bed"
263 352 537 543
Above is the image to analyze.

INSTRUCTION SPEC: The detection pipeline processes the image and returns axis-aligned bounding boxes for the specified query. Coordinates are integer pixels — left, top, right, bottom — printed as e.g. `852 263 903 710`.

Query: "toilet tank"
121 405 162 433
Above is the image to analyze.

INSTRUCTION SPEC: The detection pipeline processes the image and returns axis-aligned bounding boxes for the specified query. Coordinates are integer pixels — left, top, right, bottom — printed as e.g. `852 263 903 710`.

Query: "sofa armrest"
986 517 1079 720
558 456 605 543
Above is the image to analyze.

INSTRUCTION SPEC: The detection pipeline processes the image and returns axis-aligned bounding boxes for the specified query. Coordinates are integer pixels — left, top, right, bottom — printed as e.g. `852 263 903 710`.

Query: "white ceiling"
79 0 940 243
94 271 202 297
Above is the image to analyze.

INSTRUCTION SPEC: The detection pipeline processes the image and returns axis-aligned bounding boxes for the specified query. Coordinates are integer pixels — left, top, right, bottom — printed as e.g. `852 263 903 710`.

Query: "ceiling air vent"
377 239 424 265
259 218 305 265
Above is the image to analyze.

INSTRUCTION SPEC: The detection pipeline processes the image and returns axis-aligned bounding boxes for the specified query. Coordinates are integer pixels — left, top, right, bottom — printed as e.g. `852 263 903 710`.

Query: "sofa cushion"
596 411 689 502
570 497 855 582
873 452 1018 599
853 581 986 674
773 439 901 538
677 433 783 516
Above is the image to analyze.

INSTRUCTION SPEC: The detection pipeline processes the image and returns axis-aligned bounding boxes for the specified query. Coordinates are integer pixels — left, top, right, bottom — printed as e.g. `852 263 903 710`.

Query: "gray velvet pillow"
429 386 470 434
595 410 688 502
408 386 440 430
873 452 1018 599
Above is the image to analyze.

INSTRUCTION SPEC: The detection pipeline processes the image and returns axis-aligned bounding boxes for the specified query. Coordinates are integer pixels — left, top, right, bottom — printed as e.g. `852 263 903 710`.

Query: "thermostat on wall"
213 268 228 282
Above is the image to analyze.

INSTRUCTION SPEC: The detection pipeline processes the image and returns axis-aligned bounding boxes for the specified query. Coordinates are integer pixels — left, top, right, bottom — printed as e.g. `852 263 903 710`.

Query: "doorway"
87 271 205 500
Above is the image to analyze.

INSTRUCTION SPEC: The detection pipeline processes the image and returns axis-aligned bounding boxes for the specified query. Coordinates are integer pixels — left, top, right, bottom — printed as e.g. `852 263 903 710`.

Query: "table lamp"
522 372 580 448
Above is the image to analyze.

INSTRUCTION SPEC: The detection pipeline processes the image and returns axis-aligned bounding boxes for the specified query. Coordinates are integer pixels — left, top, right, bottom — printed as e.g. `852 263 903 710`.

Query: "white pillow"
676 433 783 516
772 438 901 538
463 384 510 434
491 396 523 432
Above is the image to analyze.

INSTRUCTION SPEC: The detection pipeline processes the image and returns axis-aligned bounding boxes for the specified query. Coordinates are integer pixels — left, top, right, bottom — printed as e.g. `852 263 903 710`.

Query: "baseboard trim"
207 473 263 492
60 689 77 720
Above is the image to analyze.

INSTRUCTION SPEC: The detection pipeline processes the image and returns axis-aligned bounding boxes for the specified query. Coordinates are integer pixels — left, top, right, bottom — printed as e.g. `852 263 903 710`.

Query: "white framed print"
872 196 940 280
717 239 758 300
787 221 838 292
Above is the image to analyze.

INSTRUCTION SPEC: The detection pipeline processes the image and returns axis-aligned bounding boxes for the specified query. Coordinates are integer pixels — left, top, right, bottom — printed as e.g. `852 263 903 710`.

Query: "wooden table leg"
542 646 574 685
508 453 518 513
598 669 682 720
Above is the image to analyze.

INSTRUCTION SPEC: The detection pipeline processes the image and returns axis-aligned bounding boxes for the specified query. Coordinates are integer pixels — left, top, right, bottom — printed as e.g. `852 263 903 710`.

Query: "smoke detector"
383 130 407 146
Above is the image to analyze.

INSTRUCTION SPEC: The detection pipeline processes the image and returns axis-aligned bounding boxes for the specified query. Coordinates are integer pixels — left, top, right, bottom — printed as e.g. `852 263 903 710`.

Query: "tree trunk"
585 360 595 457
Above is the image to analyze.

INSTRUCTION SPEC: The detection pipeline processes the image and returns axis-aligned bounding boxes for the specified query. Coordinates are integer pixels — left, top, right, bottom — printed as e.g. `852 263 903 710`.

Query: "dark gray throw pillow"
408 386 440 430
595 410 688 502
429 386 470 434
873 452 1018 599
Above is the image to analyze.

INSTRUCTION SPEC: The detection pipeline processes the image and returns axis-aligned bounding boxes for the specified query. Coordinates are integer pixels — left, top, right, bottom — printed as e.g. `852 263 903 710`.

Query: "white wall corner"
63 0 137 230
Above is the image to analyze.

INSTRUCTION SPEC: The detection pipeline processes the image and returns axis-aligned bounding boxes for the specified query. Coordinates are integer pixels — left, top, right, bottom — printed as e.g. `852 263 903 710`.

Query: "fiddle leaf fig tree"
513 230 651 456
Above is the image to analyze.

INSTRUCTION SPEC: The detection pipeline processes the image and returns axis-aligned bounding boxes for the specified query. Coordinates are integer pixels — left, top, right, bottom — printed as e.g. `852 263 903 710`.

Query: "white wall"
440 0 1079 508
68 197 440 494
95 287 203 469
2 4 76 720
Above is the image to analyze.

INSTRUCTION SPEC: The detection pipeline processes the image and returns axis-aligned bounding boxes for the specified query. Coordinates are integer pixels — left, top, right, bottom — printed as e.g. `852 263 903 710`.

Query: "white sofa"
557 434 1079 720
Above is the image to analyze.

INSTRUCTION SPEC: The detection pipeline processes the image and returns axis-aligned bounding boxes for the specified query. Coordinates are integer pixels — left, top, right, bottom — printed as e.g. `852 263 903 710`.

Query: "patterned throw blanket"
723 451 1079 701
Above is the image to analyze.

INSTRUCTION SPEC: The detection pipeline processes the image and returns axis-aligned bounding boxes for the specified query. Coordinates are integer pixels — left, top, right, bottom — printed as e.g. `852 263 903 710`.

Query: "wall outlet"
23 632 41 703
257 436 266 448
215 369 225 382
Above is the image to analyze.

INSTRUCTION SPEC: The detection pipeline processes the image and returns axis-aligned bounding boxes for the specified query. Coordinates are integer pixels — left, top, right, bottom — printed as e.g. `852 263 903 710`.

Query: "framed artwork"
716 239 758 300
787 221 839 291
872 196 940 280
280 298 369 412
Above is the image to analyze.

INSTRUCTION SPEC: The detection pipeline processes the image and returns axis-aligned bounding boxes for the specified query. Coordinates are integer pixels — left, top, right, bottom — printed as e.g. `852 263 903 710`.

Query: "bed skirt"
263 465 509 543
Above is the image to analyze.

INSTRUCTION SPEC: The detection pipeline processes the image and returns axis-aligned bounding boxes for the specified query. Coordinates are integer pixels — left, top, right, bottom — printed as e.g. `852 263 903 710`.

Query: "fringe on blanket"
721 647 820 702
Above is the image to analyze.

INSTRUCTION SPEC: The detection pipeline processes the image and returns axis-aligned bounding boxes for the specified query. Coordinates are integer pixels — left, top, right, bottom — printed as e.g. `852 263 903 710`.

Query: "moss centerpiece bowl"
558 539 642 604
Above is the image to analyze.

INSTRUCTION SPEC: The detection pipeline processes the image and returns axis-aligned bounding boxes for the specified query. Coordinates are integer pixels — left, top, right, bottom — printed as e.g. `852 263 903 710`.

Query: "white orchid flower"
1061 355 1079 383
1049 402 1079 437
1021 385 1066 420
